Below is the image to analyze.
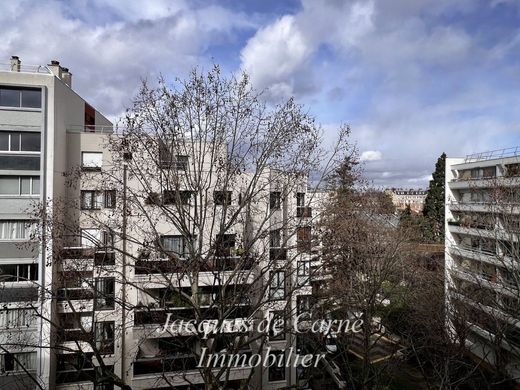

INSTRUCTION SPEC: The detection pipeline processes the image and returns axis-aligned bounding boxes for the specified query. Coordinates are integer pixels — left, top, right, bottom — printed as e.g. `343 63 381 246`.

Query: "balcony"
135 256 254 275
60 247 115 270
134 307 251 326
133 354 198 375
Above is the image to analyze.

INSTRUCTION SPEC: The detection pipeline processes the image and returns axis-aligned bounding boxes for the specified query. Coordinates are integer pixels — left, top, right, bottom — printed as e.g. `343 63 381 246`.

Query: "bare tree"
21 66 351 389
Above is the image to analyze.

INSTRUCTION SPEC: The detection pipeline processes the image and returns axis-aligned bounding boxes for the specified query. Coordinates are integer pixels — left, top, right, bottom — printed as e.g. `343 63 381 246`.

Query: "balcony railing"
133 355 198 375
135 256 254 275
465 146 520 163
134 306 251 326
0 62 52 74
67 124 114 134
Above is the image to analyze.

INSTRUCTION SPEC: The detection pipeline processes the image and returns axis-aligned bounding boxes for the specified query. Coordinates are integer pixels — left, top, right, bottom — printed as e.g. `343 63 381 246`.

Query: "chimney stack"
61 67 72 88
47 60 62 79
10 56 20 72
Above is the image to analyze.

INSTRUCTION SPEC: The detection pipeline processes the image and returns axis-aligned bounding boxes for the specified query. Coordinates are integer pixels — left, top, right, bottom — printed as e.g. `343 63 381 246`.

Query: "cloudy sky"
2 0 520 187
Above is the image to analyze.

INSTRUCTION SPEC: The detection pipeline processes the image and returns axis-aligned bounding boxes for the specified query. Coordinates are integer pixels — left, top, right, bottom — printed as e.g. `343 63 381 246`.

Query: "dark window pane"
0 155 40 170
10 133 20 151
0 133 8 150
0 88 20 107
21 89 41 108
20 133 40 151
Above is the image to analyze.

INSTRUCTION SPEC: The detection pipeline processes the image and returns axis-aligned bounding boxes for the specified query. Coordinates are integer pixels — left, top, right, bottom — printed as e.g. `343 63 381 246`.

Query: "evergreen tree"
423 152 446 242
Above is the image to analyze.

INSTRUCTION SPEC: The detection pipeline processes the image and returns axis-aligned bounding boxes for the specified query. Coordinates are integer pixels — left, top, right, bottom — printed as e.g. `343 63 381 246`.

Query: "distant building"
385 188 427 213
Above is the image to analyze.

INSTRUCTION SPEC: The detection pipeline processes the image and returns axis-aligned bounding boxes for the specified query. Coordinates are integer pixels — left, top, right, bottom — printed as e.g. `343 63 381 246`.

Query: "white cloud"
360 150 382 162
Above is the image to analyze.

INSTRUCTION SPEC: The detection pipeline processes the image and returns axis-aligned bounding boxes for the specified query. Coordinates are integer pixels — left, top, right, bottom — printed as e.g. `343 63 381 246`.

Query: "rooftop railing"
465 146 520 163
0 62 52 74
67 124 114 134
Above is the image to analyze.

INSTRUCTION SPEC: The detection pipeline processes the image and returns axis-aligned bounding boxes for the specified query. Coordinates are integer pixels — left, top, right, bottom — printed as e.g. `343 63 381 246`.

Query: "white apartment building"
0 57 325 390
0 56 112 389
445 147 520 382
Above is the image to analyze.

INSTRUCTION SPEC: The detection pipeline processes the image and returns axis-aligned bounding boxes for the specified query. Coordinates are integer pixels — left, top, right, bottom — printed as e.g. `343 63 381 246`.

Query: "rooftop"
0 62 51 75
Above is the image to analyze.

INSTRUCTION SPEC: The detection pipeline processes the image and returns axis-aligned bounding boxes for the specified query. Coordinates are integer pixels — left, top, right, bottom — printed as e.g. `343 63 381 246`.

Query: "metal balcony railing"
465 146 520 163
0 62 51 74
67 124 114 134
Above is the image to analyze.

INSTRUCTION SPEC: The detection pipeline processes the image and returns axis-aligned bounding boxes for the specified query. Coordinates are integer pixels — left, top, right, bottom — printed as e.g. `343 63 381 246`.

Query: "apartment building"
0 57 324 389
385 188 427 213
0 56 112 389
445 147 520 382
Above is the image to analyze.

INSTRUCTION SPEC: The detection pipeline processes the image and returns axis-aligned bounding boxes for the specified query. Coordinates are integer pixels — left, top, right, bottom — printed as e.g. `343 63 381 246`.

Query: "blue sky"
1 0 520 187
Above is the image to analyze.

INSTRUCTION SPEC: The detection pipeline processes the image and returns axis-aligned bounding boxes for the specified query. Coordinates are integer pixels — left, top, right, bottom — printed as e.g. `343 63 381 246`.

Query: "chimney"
61 67 72 88
47 60 62 79
10 56 20 72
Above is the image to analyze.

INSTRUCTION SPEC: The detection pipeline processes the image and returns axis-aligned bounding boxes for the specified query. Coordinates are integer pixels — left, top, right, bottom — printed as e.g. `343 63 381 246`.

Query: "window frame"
81 152 103 171
269 271 286 300
214 191 232 206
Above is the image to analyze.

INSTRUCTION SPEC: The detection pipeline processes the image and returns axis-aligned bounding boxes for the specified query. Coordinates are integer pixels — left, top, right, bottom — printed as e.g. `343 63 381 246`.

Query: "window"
269 271 285 300
80 190 115 210
0 263 38 282
270 229 281 248
0 308 36 328
104 190 116 208
269 310 286 341
0 176 40 195
81 191 103 210
160 235 192 258
95 321 115 354
270 192 281 210
175 155 189 170
163 190 192 205
0 220 34 240
81 228 101 247
297 226 312 252
81 152 102 170
95 278 115 310
0 87 41 109
297 261 311 286
214 191 232 206
0 132 41 152
268 351 285 381
297 295 314 318
215 233 236 257
0 352 37 372
296 192 305 207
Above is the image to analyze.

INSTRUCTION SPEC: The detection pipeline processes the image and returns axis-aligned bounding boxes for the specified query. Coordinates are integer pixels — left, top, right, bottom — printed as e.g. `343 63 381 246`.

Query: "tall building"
0 56 112 389
0 57 326 389
445 147 520 382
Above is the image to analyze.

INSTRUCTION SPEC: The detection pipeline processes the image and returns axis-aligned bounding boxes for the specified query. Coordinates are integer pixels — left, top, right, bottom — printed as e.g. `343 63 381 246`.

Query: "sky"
1 0 520 188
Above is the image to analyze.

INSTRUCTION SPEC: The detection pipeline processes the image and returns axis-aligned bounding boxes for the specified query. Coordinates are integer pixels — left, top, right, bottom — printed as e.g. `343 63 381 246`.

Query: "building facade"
445 148 520 382
0 57 327 390
386 188 427 213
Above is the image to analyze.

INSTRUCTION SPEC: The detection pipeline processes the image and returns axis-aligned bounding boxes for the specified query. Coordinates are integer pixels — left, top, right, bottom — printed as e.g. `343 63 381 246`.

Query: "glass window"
20 177 31 194
161 235 189 258
95 321 115 354
0 88 20 107
214 191 232 206
95 278 115 310
270 229 282 248
21 89 41 109
0 221 34 240
296 192 305 207
0 176 19 194
104 190 116 208
20 133 40 151
81 228 101 247
81 152 102 170
175 155 189 170
10 133 20 151
297 261 311 286
0 133 8 150
32 177 40 195
270 192 281 210
268 351 285 381
269 271 285 300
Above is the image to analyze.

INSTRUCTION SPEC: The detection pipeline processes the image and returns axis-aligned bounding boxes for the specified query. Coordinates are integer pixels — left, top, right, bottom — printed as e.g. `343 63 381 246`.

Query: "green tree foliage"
423 153 446 243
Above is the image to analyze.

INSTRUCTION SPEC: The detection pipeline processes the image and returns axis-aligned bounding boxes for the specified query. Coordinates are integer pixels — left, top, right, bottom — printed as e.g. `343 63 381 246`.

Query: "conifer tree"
423 153 446 242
